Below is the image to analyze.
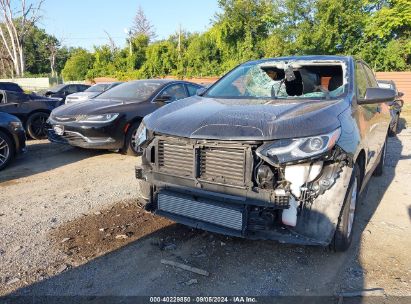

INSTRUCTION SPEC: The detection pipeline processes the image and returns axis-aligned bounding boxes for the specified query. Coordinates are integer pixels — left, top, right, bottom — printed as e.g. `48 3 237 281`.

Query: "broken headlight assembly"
257 128 341 165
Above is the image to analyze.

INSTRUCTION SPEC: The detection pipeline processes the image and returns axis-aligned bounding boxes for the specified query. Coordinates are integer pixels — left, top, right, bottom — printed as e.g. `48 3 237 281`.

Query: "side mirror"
358 88 396 105
155 94 172 103
398 91 404 98
196 87 207 96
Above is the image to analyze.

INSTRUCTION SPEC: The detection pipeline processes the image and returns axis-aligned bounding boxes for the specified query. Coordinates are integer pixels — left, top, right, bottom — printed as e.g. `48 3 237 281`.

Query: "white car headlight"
76 113 119 123
257 128 341 164
135 123 147 147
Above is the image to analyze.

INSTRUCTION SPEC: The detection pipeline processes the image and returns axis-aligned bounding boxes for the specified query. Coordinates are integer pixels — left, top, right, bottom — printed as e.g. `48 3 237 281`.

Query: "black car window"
6 91 29 103
0 92 4 103
356 63 368 99
0 83 22 92
362 64 378 88
49 84 66 93
160 84 188 101
66 85 78 94
5 83 23 92
78 84 89 91
186 84 201 96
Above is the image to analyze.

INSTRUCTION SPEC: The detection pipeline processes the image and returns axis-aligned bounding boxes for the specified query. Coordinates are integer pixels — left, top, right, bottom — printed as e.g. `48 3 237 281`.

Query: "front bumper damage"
137 137 353 246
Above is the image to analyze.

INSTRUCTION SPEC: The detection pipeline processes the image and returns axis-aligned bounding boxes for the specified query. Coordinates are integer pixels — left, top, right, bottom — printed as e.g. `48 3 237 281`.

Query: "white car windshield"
85 84 109 93
206 60 347 100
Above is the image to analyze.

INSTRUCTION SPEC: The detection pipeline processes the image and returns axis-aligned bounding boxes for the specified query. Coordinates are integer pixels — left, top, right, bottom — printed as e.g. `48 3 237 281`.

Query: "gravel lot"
0 127 410 297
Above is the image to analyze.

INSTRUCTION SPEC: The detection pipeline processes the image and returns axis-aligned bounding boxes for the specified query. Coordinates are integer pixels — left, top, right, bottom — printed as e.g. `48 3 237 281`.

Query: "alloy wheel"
31 115 48 138
0 135 10 166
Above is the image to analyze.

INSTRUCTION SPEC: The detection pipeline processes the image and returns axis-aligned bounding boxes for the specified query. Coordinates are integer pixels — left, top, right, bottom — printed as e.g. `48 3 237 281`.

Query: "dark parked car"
378 80 404 136
0 82 24 93
136 55 395 252
40 83 90 102
65 82 123 104
0 112 26 171
47 80 203 155
0 90 62 139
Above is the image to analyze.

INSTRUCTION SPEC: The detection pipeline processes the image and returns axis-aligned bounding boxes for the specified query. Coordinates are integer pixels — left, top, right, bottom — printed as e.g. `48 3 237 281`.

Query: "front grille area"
156 137 250 187
199 147 246 186
158 140 194 177
157 190 244 231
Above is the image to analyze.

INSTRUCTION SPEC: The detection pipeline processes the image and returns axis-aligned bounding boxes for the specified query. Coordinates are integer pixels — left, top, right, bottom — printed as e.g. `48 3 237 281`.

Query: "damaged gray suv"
135 56 395 251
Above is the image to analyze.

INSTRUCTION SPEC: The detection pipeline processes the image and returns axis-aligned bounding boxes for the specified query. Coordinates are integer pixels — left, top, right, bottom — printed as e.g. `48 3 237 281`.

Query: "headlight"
257 128 341 164
76 113 119 123
135 123 147 147
9 121 23 130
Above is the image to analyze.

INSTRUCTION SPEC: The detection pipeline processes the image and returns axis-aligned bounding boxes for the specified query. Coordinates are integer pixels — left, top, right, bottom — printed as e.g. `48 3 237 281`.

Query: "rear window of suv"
0 83 23 93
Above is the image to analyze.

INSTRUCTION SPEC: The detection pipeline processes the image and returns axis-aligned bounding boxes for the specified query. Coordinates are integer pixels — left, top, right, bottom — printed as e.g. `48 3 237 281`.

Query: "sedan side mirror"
358 88 396 105
398 91 404 98
155 94 173 103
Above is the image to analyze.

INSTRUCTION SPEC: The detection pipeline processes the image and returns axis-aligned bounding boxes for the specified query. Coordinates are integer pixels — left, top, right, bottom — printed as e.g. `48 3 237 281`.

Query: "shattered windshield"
205 61 347 100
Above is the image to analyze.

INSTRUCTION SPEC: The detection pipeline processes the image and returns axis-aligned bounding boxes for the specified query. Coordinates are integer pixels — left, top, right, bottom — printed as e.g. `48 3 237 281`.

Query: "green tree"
141 40 177 78
61 49 94 81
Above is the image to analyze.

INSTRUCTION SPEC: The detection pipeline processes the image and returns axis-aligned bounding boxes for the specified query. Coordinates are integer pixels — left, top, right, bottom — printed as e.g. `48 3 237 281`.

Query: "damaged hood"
144 96 349 141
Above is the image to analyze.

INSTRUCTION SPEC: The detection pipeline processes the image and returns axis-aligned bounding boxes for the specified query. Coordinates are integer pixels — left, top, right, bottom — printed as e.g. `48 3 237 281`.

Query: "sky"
39 0 220 50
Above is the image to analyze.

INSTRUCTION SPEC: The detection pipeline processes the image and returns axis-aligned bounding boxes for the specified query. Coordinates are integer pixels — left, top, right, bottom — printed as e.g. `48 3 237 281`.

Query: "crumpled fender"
292 165 353 245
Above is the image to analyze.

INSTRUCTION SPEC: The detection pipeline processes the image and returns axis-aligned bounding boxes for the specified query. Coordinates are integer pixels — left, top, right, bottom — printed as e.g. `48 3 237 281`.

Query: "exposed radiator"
157 190 244 231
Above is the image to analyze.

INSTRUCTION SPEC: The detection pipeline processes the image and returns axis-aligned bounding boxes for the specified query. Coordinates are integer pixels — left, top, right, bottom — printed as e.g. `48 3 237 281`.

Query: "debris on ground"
50 202 174 263
161 259 209 276
185 279 198 286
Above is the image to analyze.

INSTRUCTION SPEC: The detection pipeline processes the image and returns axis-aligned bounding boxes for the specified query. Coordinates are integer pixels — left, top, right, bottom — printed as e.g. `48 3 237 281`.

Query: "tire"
331 163 360 252
373 138 387 177
0 130 15 171
26 112 49 140
388 114 399 137
123 122 142 156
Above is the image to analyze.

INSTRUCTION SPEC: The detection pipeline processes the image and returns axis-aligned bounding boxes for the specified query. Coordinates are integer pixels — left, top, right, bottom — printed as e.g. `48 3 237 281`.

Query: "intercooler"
157 190 244 231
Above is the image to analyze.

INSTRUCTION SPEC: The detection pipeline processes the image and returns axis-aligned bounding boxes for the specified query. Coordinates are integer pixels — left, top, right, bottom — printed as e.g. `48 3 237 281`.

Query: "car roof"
244 55 352 66
0 82 19 85
127 79 201 86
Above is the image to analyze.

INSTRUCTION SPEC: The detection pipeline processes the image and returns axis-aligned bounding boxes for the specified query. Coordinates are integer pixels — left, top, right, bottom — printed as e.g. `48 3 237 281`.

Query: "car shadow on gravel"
3 135 405 299
0 141 110 183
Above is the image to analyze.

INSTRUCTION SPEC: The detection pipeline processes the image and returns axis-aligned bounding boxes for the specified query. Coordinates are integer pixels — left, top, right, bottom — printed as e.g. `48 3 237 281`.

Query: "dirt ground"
0 124 410 298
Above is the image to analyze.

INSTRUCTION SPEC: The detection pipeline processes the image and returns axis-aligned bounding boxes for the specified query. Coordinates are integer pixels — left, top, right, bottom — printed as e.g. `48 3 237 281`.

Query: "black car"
47 80 203 155
0 90 62 139
0 82 24 93
136 55 395 252
0 112 26 171
377 80 404 136
40 83 90 102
